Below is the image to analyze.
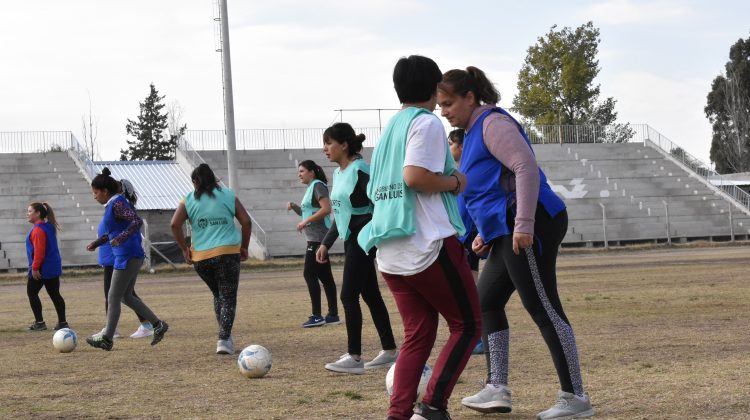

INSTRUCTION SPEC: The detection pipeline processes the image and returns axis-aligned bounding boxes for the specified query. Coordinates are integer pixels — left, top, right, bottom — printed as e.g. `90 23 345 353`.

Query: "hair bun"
355 133 366 143
101 167 111 176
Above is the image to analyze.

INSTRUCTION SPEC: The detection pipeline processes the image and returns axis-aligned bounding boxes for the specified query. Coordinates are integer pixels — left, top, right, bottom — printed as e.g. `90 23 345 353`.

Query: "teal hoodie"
357 107 465 253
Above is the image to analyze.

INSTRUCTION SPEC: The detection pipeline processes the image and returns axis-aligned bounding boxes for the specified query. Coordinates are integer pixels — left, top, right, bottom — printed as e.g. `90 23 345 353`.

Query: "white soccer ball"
238 344 272 378
52 328 77 353
385 362 432 401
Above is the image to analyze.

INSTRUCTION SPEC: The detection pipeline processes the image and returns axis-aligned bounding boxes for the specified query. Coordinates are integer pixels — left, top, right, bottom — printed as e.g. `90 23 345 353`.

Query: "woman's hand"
316 245 329 264
287 202 294 211
472 235 491 257
110 238 121 247
512 232 533 255
181 247 193 265
31 269 41 281
240 247 249 262
296 221 307 232
86 242 96 252
451 171 467 195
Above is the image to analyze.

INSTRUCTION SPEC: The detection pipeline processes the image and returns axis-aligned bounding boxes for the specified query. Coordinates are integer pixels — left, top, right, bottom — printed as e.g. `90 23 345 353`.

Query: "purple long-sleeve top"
466 105 540 235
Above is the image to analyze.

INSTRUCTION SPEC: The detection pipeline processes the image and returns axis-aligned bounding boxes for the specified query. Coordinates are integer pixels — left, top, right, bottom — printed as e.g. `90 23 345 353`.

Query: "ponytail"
30 202 60 232
299 160 328 184
439 66 500 105
119 179 138 206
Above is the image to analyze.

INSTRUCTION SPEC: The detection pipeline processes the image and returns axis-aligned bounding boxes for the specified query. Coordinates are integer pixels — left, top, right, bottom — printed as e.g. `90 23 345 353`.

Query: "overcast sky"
1 0 748 162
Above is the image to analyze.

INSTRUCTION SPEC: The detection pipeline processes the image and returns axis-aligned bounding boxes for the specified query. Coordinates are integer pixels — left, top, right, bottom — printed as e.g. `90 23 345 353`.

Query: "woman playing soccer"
438 66 594 419
287 160 339 328
25 202 68 332
315 123 398 375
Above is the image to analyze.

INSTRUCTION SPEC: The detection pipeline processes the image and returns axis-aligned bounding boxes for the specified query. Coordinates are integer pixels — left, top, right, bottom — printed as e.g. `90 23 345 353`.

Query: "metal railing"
183 127 384 150
644 125 750 213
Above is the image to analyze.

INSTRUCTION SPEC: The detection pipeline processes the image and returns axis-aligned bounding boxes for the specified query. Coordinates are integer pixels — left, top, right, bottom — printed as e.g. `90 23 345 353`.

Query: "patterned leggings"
194 254 240 340
479 207 585 397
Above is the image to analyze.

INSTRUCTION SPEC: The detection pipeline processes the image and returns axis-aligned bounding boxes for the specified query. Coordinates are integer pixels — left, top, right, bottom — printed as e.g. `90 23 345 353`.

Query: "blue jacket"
97 219 114 267
26 222 62 280
102 195 144 269
460 107 565 242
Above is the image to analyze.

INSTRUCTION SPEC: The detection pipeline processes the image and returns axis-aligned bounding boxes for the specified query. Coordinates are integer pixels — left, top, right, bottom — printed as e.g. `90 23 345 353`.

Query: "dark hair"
30 202 60 232
393 55 443 103
119 179 138 206
439 66 500 105
448 129 465 146
298 160 327 184
323 123 366 156
91 167 120 196
191 163 221 200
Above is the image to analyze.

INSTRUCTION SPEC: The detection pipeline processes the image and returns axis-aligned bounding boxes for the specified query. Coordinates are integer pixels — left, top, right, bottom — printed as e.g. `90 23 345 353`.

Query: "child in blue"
86 168 168 351
25 202 67 331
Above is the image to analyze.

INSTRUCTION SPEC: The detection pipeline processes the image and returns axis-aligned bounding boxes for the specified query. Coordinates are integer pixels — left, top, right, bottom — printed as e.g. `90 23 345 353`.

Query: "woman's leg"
357 246 396 351
106 259 158 338
194 256 223 333
213 254 240 340
303 242 323 317
42 277 66 324
340 239 364 356
27 277 45 323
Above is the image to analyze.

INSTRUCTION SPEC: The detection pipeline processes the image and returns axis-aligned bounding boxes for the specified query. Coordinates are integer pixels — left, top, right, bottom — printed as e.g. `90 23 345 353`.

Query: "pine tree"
120 83 174 160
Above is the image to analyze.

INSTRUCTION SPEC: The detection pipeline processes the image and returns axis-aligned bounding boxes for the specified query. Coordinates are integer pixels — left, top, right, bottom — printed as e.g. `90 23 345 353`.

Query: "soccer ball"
238 344 272 378
385 362 432 401
52 328 77 353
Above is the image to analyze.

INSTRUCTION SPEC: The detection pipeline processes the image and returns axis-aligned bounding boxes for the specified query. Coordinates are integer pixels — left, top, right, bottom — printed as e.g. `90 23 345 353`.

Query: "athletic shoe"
28 321 47 331
364 350 398 369
53 321 69 330
150 320 169 346
324 353 365 374
411 402 452 420
130 323 154 338
324 314 341 325
86 334 113 351
462 384 512 413
536 390 595 419
216 336 234 354
472 339 485 355
302 315 325 328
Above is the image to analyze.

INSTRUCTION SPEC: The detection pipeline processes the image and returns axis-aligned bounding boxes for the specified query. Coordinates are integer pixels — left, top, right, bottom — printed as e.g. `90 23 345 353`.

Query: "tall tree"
167 100 188 151
513 22 632 143
705 34 750 174
120 83 174 160
80 93 98 160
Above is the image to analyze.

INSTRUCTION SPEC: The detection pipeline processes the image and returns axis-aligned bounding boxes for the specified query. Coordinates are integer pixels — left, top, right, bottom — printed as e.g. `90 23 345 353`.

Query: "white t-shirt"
376 113 458 276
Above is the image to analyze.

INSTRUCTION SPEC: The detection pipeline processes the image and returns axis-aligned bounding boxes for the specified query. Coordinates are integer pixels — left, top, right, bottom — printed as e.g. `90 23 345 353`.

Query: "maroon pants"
382 236 481 419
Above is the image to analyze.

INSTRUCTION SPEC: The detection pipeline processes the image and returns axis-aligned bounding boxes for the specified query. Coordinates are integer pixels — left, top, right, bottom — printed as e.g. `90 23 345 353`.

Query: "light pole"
218 0 239 189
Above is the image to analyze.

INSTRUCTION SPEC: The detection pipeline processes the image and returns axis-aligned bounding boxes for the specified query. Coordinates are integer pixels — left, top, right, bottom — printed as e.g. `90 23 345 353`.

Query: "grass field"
1 245 749 419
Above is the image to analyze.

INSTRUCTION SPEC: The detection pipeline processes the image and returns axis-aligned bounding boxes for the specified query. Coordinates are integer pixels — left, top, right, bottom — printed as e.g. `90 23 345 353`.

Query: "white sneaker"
364 349 398 369
216 336 234 354
462 384 512 413
324 353 364 374
96 327 121 339
537 390 595 419
130 323 154 339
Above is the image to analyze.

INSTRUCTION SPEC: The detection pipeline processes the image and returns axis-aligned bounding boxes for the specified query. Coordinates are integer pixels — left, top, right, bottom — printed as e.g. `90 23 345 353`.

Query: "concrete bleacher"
196 143 750 256
0 152 100 270
536 143 750 245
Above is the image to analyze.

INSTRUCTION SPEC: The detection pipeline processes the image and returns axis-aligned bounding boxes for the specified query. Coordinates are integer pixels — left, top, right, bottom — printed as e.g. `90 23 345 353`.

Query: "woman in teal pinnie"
287 160 339 328
316 123 398 375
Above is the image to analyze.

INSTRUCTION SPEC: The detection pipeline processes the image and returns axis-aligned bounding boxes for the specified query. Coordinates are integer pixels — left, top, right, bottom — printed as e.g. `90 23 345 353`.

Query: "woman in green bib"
287 160 339 328
315 122 398 375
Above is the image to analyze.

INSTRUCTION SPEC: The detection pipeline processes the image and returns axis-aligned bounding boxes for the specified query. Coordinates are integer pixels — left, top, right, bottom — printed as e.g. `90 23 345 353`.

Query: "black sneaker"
53 321 69 330
151 320 169 346
86 334 113 351
29 321 47 331
412 403 452 420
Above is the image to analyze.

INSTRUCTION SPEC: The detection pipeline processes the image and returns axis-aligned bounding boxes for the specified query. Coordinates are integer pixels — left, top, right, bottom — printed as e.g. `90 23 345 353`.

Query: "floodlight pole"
219 0 239 189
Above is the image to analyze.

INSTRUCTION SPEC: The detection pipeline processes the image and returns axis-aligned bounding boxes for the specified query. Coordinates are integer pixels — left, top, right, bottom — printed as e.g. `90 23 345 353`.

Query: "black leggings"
303 242 338 317
103 266 146 323
194 254 240 340
479 206 585 396
27 276 66 324
341 228 396 355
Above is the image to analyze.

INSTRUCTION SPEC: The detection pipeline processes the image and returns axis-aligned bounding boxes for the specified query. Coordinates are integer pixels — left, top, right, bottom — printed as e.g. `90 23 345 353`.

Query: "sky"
1 0 749 162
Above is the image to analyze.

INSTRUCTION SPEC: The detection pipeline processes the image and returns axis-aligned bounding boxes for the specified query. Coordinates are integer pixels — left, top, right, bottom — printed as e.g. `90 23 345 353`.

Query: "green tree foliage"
120 83 185 160
705 34 750 174
513 22 633 143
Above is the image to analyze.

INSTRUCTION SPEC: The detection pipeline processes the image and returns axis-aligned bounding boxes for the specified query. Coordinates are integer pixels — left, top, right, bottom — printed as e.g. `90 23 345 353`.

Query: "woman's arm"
170 201 192 264
111 201 143 246
30 227 46 280
235 198 252 261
